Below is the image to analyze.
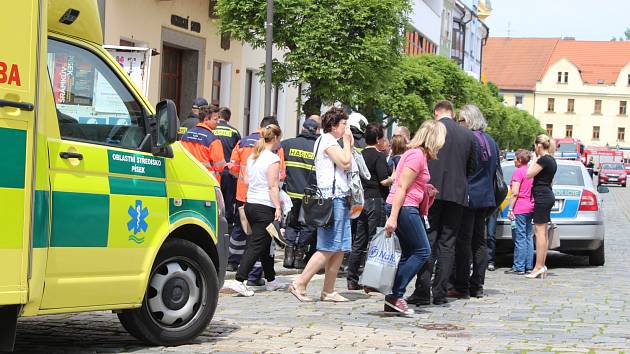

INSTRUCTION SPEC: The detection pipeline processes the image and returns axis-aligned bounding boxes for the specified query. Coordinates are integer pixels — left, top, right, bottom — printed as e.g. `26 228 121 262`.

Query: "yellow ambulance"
0 0 229 350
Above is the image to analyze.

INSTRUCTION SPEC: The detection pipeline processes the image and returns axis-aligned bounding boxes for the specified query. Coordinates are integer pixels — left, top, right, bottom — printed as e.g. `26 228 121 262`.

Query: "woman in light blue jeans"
506 149 535 275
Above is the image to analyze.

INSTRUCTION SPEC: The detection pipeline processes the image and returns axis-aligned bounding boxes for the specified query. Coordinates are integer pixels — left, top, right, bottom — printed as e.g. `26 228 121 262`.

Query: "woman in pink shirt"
383 120 446 315
506 149 535 275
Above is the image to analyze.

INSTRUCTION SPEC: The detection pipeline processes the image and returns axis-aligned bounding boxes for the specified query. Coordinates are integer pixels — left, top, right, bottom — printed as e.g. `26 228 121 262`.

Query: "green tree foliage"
376 54 543 149
216 0 411 116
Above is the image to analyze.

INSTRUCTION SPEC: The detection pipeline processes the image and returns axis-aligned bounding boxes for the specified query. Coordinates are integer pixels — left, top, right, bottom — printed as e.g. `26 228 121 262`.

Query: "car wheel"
118 238 219 346
588 241 605 266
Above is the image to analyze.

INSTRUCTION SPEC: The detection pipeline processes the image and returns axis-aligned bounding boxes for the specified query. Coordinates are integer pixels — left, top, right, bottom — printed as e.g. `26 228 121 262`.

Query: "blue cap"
303 119 319 132
192 97 208 108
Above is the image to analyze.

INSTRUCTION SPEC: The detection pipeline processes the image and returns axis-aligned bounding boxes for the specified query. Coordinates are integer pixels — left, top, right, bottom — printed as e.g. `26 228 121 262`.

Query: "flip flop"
289 283 313 302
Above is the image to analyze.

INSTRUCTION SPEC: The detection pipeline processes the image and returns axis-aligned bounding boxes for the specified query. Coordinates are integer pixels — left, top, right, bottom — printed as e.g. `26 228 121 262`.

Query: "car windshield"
502 164 584 187
601 163 624 170
558 143 577 153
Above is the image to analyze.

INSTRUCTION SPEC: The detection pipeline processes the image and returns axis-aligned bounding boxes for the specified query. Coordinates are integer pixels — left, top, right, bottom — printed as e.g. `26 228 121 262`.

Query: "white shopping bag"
359 228 402 294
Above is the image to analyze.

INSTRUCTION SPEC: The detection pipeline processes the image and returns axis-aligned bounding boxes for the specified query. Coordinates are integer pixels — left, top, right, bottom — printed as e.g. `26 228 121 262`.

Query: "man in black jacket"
280 118 320 268
407 100 478 306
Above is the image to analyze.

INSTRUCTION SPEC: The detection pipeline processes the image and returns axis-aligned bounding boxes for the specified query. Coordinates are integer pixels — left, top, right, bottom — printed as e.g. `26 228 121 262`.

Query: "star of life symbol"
128 200 148 244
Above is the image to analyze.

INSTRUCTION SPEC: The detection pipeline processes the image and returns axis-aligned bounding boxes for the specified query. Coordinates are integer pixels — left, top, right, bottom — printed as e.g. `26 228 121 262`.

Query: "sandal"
289 283 313 302
320 291 349 302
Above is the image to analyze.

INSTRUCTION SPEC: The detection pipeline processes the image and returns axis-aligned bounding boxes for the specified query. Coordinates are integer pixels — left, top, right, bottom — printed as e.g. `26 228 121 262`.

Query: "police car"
495 160 607 266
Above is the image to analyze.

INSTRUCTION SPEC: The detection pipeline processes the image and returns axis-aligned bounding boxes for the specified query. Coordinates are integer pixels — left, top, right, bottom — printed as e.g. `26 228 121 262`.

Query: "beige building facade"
535 59 630 147
484 38 630 148
100 0 299 137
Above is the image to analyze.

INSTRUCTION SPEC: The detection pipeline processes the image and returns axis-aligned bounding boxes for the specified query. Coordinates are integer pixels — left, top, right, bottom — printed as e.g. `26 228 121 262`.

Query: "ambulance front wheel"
117 238 219 346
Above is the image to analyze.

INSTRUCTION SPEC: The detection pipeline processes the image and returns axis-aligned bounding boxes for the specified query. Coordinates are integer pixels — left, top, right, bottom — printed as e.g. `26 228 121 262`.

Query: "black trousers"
347 197 383 283
414 200 464 300
284 198 317 247
454 207 491 294
236 203 276 283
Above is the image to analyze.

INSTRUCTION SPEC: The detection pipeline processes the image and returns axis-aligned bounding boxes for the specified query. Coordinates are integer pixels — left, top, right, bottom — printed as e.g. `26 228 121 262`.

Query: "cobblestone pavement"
14 188 630 353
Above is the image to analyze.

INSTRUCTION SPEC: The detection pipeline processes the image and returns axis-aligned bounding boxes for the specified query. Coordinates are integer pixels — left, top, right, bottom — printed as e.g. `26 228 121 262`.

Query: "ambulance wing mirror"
154 99 178 148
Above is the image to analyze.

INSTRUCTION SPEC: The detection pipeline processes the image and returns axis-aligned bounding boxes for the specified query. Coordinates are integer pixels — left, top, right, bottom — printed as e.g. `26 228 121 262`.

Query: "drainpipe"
479 21 489 81
461 9 473 71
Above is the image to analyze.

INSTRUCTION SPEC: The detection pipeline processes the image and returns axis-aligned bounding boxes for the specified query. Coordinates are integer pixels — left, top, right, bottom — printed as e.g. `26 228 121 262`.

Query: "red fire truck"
555 138 586 164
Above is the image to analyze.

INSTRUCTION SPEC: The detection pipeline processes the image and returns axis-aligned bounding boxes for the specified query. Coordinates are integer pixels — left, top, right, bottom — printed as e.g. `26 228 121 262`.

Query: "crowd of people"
178 96 558 315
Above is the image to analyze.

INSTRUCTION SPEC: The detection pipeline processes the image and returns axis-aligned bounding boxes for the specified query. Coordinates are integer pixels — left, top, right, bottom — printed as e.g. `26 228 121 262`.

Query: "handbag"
494 147 508 207
548 223 560 250
299 137 335 228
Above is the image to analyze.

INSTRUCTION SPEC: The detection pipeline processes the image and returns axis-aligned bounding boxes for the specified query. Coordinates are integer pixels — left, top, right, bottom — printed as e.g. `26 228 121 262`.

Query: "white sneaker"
227 280 254 297
265 279 288 292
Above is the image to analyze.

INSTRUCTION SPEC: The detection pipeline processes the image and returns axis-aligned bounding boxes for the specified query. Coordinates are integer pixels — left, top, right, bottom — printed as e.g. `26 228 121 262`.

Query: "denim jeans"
486 209 499 264
512 212 534 272
388 205 431 299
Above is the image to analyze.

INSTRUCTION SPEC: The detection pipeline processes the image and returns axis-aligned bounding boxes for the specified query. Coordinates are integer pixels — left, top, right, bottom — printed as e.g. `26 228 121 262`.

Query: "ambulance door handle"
0 99 34 111
59 151 84 160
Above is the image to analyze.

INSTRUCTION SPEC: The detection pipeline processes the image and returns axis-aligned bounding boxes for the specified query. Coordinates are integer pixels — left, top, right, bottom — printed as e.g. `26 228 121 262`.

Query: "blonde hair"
408 120 446 160
252 124 282 160
535 134 555 154
391 134 407 156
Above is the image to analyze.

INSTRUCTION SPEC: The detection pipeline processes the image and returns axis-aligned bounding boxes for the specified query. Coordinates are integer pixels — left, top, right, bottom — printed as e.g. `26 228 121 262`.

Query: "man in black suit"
407 100 478 305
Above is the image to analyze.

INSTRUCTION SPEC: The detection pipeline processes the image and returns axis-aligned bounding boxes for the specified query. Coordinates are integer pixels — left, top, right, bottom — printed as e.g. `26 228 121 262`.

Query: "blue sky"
484 0 629 40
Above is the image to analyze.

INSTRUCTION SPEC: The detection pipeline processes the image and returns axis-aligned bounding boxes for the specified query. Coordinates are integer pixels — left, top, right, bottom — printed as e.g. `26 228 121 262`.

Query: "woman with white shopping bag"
383 120 446 315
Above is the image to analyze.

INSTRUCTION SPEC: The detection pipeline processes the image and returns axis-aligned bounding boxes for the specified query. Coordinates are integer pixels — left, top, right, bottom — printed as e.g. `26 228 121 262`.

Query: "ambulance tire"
117 238 219 346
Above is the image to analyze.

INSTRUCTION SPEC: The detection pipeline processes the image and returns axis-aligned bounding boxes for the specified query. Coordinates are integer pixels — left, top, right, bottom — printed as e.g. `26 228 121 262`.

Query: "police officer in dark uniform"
212 107 241 226
280 118 320 268
179 97 209 139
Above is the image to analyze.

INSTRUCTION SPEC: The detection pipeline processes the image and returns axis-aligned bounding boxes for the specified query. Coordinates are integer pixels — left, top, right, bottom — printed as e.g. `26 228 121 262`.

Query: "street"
13 187 630 353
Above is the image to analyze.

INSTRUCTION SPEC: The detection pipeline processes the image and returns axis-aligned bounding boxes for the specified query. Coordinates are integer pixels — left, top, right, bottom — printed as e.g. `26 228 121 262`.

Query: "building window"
620 101 627 116
546 124 553 136
209 0 219 19
618 127 626 142
515 95 523 107
594 100 602 114
627 74 630 86
547 98 555 112
593 126 600 140
211 62 222 107
567 98 575 113
566 125 573 138
557 72 562 83
564 72 569 83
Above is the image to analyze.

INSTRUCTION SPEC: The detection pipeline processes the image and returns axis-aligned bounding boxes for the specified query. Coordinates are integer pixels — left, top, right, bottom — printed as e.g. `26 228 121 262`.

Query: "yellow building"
483 38 630 148
99 0 299 136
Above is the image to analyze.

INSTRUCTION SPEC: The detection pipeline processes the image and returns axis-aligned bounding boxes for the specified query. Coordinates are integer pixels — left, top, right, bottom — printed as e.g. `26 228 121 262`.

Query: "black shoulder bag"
299 137 335 228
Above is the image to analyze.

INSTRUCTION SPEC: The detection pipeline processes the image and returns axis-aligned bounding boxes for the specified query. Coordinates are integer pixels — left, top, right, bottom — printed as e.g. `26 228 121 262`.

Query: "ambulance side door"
0 0 41 305
40 37 167 309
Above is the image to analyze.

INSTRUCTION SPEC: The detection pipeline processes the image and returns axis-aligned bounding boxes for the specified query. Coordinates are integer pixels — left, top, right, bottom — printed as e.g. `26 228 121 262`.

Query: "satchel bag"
299 137 335 228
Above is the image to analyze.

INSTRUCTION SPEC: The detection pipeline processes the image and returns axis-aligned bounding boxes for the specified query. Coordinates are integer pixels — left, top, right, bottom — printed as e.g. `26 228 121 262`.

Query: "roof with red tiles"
482 37 630 90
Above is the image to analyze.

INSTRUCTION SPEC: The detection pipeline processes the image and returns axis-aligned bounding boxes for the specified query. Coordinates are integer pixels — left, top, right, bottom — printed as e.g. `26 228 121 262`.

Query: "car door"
40 37 168 309
0 0 41 305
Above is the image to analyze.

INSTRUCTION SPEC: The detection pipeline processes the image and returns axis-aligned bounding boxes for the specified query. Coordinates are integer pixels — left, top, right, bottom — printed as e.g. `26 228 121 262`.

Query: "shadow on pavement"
13 317 240 354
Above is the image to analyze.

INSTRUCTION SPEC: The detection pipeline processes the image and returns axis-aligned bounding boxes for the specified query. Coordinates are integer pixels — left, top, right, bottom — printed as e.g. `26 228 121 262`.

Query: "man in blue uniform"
212 107 241 226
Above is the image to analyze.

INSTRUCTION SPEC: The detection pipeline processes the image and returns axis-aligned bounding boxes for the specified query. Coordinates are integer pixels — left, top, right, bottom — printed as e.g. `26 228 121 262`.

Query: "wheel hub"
162 277 190 311
147 261 201 327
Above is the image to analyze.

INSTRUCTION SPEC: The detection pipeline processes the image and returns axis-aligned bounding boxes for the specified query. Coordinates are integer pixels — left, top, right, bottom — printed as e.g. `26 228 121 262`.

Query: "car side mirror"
154 99 178 148
597 185 609 194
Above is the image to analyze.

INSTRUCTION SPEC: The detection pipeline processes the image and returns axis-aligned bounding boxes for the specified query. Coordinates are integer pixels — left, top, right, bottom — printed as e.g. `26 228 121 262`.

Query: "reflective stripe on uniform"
287 191 304 199
285 161 315 171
